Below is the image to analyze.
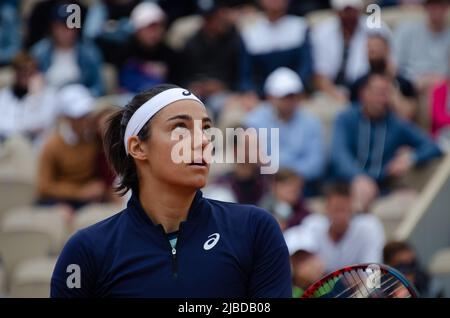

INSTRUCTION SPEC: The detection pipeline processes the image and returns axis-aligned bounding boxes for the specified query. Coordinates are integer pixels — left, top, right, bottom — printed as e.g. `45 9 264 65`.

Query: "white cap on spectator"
58 84 94 118
331 0 364 10
285 230 318 256
264 67 304 98
131 2 166 31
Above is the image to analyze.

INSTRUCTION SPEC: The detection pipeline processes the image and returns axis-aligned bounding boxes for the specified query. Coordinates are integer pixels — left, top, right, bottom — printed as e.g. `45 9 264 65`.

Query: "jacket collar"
127 189 206 230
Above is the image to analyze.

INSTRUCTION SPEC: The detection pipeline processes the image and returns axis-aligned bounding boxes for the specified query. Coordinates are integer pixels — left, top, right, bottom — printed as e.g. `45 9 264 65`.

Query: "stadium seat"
428 247 450 275
0 205 69 253
0 181 36 221
71 203 123 234
0 230 52 281
0 66 13 89
166 15 203 50
9 256 57 298
0 262 6 297
303 92 349 146
101 63 118 95
305 9 333 28
371 189 417 240
0 135 37 182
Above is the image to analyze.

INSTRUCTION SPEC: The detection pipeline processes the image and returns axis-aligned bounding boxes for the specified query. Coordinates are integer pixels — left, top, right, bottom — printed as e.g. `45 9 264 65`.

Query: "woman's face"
131 100 212 190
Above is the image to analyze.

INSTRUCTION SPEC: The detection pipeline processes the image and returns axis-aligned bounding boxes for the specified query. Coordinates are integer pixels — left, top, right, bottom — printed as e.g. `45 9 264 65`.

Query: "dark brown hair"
103 84 179 195
274 168 303 183
11 51 37 71
324 182 351 198
383 241 413 265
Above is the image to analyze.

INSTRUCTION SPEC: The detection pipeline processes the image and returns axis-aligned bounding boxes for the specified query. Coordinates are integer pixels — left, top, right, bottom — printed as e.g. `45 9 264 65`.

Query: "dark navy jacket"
50 190 292 298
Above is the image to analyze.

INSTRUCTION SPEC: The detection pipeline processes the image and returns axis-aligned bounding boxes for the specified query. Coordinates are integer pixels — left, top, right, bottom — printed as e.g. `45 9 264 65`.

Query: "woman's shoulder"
77 209 126 239
206 197 267 214
204 198 279 230
65 209 127 255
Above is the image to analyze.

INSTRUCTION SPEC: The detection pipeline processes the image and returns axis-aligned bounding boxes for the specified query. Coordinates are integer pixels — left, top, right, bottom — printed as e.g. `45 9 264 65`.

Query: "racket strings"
342 270 375 298
346 274 395 298
330 270 380 298
329 270 409 298
386 284 412 298
346 270 390 298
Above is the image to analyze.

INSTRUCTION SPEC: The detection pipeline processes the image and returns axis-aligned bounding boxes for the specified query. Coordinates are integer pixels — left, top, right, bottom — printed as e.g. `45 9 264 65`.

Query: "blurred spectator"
203 128 270 205
25 0 87 49
261 168 310 231
180 0 241 96
288 0 330 16
31 3 105 96
331 72 442 211
0 52 58 144
244 67 325 182
239 0 313 95
312 0 389 103
116 2 178 93
36 84 110 211
291 250 325 298
284 182 385 273
376 0 423 6
158 0 199 26
394 0 450 91
384 241 445 297
83 0 141 65
0 0 21 66
430 53 450 149
90 106 122 204
351 33 418 121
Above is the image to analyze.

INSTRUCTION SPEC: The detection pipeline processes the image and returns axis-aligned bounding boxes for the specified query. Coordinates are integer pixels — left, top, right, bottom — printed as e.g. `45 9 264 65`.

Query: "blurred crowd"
0 0 449 297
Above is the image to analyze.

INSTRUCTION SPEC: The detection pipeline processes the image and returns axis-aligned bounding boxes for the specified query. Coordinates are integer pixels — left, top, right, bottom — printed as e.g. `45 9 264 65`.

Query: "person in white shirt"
0 52 58 145
239 0 313 95
284 182 385 273
394 0 450 92
311 0 390 103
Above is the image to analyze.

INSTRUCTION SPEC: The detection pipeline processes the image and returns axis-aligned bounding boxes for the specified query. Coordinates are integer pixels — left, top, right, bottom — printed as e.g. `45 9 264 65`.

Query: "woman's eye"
174 122 187 129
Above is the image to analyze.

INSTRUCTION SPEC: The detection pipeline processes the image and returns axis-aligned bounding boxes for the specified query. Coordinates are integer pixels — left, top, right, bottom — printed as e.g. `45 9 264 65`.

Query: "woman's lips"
188 161 207 166
187 158 208 168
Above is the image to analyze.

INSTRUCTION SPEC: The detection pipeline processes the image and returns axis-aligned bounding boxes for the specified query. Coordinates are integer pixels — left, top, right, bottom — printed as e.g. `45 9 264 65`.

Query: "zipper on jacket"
167 223 182 279
171 246 178 278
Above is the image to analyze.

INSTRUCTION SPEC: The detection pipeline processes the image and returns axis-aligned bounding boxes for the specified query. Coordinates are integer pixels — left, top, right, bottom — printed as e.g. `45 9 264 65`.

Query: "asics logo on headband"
124 87 203 155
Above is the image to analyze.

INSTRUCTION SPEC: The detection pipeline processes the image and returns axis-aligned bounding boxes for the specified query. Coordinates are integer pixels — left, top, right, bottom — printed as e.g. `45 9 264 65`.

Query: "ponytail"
103 84 179 195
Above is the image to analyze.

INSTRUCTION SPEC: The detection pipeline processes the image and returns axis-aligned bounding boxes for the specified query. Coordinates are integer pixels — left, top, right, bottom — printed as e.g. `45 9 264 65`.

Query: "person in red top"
430 79 450 138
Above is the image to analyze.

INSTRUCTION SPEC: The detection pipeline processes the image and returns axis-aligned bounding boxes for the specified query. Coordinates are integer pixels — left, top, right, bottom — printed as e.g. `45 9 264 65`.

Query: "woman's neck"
138 177 197 233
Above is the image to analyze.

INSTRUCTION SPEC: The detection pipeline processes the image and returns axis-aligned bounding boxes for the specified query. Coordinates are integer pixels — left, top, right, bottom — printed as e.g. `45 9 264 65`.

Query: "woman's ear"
128 136 148 161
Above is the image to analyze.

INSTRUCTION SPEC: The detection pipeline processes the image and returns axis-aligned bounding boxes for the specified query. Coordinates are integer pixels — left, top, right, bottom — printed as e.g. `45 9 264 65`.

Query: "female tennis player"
50 84 292 297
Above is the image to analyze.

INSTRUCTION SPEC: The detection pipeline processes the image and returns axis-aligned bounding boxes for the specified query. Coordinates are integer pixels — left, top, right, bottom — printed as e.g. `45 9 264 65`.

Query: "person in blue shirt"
0 1 21 66
244 67 325 182
331 72 442 212
50 84 292 298
30 3 105 96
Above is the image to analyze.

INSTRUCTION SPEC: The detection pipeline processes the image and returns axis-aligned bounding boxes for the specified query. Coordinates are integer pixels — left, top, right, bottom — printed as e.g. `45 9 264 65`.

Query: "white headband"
124 88 203 155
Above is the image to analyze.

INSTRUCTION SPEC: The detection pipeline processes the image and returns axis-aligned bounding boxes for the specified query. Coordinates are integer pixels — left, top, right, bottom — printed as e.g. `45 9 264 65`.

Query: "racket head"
301 263 419 298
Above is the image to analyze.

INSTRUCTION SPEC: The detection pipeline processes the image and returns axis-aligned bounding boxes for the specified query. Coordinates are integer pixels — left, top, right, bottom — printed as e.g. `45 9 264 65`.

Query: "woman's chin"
185 174 208 189
188 176 207 189
170 173 207 189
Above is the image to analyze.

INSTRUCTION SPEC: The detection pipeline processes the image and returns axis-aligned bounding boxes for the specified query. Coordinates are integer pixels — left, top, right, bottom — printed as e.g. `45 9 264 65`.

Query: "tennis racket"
301 263 419 298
